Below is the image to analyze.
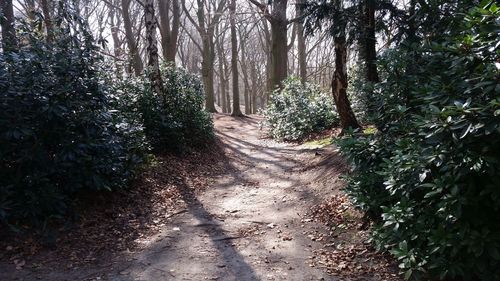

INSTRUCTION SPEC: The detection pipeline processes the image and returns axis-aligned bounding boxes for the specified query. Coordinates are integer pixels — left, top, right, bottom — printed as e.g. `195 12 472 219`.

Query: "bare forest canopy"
2 0 357 114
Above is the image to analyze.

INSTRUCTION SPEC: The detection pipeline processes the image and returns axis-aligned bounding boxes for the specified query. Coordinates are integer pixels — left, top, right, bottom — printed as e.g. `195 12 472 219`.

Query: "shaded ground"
0 114 399 281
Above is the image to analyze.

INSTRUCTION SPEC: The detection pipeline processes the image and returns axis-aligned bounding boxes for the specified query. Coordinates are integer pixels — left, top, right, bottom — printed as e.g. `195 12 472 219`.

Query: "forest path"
109 114 345 281
1 114 360 281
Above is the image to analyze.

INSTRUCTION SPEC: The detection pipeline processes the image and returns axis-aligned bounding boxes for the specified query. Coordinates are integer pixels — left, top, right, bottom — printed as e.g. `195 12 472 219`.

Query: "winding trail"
107 114 346 281
3 114 354 281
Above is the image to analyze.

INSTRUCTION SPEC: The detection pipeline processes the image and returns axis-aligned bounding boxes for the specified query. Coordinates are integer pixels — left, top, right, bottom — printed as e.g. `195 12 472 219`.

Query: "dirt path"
106 114 343 281
2 114 397 281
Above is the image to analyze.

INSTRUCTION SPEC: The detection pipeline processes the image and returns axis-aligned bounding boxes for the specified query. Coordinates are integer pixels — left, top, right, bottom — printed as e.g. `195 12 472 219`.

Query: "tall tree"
230 0 242 116
359 0 379 83
121 0 144 76
332 35 360 130
238 22 252 114
183 0 227 112
333 1 360 130
296 0 307 84
40 0 54 43
106 0 124 77
144 0 163 96
304 0 360 130
158 0 181 63
250 60 259 113
216 28 229 113
1 0 17 52
249 0 288 89
256 16 273 102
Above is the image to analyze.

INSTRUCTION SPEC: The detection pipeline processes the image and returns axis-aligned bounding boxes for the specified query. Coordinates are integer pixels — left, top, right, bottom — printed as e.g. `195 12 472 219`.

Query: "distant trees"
1 0 354 115
182 0 227 113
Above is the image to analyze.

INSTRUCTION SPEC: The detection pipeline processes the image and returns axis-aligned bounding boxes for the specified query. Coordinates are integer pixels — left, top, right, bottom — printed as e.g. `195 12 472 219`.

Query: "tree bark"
216 35 228 113
224 60 231 113
360 0 379 83
121 0 143 76
249 0 288 92
1 0 17 52
332 36 360 130
296 0 307 84
158 0 180 63
40 0 54 43
107 1 123 77
240 41 251 114
270 0 288 89
250 60 258 114
230 0 243 116
182 0 226 112
145 0 163 96
261 18 272 104
201 37 217 112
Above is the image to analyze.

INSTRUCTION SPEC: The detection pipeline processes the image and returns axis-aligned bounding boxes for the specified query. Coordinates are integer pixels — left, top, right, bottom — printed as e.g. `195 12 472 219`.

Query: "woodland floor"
0 114 400 281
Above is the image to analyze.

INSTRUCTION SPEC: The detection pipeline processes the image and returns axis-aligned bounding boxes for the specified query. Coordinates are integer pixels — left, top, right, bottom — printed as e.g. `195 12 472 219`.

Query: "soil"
0 114 400 281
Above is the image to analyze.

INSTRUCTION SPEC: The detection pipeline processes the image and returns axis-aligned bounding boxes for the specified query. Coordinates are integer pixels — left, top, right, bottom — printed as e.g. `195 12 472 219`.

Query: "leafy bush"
0 13 148 226
262 77 338 141
338 2 500 280
115 65 214 152
347 66 373 124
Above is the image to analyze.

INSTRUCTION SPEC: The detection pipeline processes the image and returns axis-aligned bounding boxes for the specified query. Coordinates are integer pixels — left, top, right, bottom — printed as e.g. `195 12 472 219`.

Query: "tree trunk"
225 65 231 114
202 37 217 112
262 18 272 105
182 0 225 112
296 0 307 84
360 0 379 83
159 0 180 63
25 0 36 23
332 36 360 130
107 1 123 78
40 0 54 43
265 42 272 104
1 0 17 52
239 36 251 114
230 0 243 116
121 0 143 76
243 83 250 114
270 0 288 89
145 0 163 96
217 39 227 113
250 61 258 114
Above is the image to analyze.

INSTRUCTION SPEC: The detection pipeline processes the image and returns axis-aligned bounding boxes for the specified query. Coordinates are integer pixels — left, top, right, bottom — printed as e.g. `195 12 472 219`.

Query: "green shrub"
347 66 373 124
0 13 148 226
262 77 338 141
338 2 500 280
114 65 214 152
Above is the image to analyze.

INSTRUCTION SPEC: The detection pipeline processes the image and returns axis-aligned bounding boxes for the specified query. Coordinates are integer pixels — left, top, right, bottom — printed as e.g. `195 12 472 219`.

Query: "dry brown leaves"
0 143 229 270
303 128 343 143
308 194 401 281
310 194 362 229
309 243 400 280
